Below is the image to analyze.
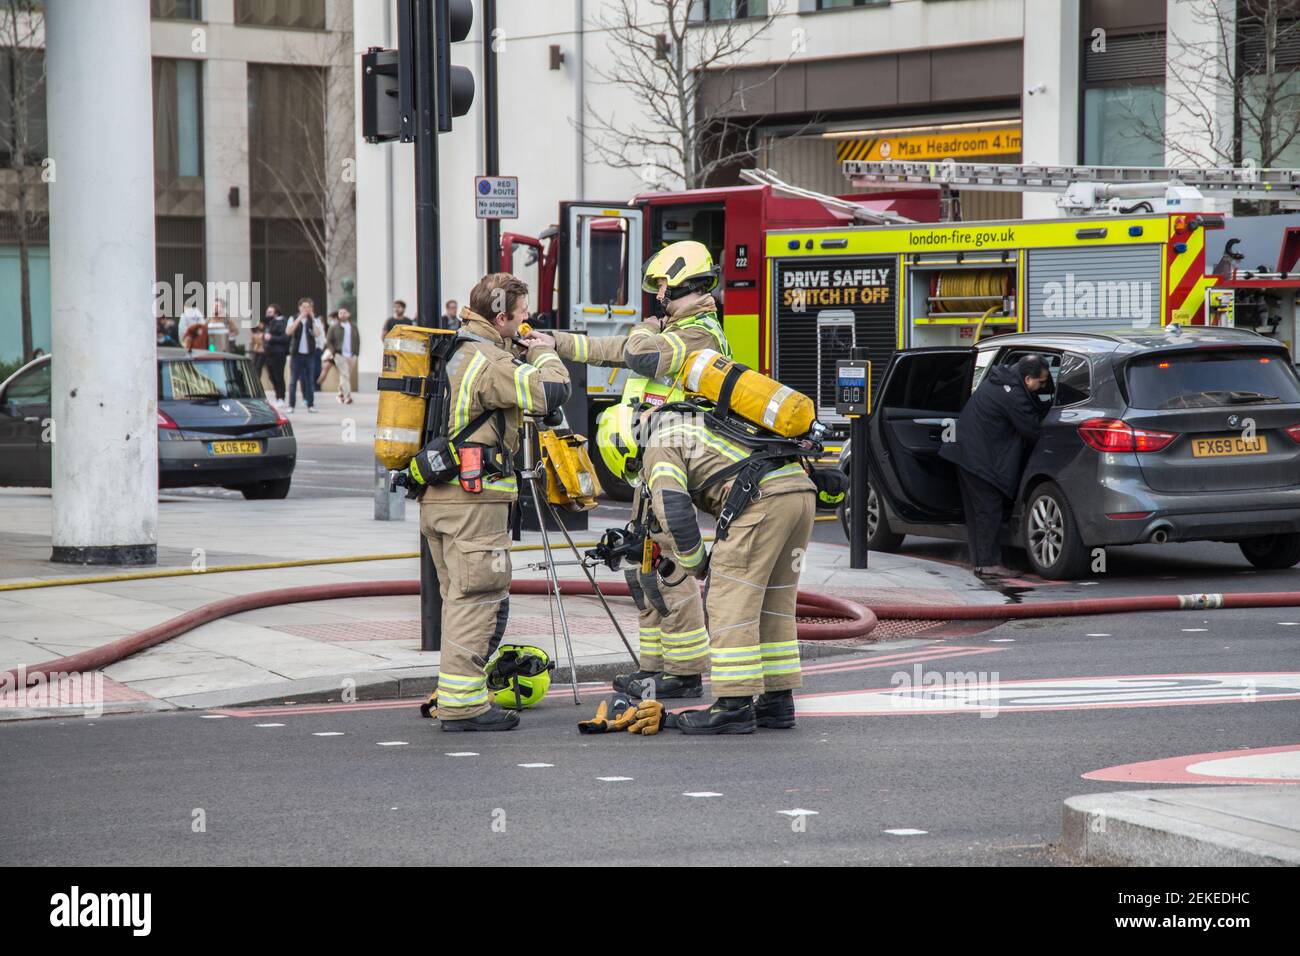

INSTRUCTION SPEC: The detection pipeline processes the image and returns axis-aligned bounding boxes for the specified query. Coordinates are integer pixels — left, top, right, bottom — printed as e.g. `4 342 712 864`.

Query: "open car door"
866 348 976 524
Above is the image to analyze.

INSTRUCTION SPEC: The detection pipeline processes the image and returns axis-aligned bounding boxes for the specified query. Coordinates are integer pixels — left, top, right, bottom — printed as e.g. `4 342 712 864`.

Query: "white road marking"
518 762 553 768
682 792 722 798
778 808 819 817
254 723 284 728
312 732 344 737
1279 622 1299 626
883 828 928 836
445 752 479 757
990 639 1015 643
1182 628 1208 632
377 741 409 747
1086 633 1111 637
597 776 634 782
200 714 229 719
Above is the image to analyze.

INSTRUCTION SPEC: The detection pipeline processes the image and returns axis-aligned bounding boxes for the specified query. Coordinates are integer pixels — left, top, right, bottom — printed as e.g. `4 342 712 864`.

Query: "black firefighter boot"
627 672 703 700
677 696 756 735
612 670 660 694
441 703 520 732
755 689 796 729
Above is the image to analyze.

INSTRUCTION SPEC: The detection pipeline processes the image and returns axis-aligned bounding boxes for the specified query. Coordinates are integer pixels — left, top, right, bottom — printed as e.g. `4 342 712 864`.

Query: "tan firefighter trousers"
420 499 512 721
705 490 815 698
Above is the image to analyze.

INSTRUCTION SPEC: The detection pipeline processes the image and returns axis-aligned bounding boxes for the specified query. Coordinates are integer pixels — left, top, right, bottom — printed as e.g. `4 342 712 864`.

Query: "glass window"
1083 84 1165 166
151 0 201 20
819 0 874 8
160 359 259 400
235 0 325 29
706 0 767 19
883 352 972 413
0 47 48 165
971 348 997 392
1054 352 1091 406
1126 351 1300 410
3 361 50 407
1240 70 1300 169
152 58 203 181
580 216 631 307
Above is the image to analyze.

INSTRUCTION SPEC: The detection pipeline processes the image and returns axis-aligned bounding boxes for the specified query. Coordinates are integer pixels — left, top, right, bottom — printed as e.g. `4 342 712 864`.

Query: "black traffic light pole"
410 0 445 652
483 0 499 274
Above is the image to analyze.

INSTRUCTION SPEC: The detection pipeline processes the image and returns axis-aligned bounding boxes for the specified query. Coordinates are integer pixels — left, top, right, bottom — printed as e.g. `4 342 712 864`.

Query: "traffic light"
437 0 475 132
360 48 402 144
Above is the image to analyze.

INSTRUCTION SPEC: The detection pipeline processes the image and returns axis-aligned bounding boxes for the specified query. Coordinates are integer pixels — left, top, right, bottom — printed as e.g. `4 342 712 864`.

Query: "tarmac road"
3 608 1296 866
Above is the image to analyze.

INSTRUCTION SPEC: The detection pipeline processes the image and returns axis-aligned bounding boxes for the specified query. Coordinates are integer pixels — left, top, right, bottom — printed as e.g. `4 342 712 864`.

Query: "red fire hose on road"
3 579 877 686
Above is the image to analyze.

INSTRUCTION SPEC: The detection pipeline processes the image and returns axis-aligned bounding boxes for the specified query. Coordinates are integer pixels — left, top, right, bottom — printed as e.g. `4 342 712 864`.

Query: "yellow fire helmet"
595 401 642 485
485 644 554 709
641 240 720 297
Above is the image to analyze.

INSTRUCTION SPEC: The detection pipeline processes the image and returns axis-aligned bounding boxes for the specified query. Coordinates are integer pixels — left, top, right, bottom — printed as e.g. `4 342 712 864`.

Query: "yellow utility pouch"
539 429 602 511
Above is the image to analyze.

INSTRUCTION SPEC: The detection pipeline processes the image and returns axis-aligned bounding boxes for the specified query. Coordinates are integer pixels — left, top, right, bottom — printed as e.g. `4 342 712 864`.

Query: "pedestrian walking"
938 354 1053 577
262 304 290 405
326 306 360 404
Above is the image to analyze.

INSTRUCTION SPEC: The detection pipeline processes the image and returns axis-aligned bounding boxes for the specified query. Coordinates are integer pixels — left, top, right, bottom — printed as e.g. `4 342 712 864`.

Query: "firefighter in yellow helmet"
522 240 727 700
606 399 817 734
423 273 569 732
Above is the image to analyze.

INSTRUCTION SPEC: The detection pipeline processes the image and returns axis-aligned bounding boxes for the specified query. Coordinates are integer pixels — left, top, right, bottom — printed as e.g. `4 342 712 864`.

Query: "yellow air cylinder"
375 325 455 470
676 349 815 438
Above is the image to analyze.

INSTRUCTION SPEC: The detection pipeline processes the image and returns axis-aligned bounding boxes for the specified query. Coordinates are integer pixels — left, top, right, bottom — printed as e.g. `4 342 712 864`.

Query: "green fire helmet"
596 401 641 486
485 644 555 709
641 240 719 296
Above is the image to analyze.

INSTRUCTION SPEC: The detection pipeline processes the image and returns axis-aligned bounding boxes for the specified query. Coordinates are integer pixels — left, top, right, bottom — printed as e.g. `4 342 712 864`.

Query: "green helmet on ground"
484 644 554 709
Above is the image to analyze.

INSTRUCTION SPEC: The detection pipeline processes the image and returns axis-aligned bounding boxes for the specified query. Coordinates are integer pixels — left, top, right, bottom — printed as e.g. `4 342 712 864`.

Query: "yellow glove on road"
627 699 666 735
578 693 633 733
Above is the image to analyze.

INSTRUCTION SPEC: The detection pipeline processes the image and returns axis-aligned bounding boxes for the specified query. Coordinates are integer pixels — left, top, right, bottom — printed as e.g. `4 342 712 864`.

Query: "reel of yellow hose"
930 270 1012 315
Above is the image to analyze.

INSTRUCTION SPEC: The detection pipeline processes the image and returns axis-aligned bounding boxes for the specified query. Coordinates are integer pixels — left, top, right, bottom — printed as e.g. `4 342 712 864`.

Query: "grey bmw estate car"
840 326 1300 579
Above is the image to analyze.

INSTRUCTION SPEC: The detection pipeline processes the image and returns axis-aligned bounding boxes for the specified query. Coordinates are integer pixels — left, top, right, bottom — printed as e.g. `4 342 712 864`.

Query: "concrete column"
203 55 254 336
1166 0 1236 213
354 0 395 381
1021 0 1081 219
46 0 158 564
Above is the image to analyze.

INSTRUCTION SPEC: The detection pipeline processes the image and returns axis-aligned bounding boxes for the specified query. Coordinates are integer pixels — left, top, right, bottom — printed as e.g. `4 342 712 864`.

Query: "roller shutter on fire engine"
773 256 896 424
1027 246 1162 333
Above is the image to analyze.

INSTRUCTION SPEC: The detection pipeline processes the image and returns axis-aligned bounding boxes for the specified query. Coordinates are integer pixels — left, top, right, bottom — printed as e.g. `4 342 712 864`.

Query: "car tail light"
157 410 179 430
274 407 289 427
1286 424 1300 444
1078 418 1176 453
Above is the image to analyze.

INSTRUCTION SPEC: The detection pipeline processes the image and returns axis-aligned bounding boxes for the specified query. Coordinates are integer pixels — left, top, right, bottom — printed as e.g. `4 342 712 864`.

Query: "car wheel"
838 478 905 552
239 477 292 500
1238 533 1300 570
1022 481 1089 579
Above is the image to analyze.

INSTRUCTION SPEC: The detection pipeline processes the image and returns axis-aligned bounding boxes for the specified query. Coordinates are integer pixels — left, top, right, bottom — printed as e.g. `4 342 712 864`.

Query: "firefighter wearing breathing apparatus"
419 273 570 732
523 240 727 700
601 391 819 734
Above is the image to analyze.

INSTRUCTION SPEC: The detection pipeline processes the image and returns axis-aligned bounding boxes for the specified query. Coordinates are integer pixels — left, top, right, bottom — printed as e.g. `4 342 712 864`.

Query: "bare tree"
1138 0 1300 208
0 0 44 363
585 0 801 191
253 26 356 302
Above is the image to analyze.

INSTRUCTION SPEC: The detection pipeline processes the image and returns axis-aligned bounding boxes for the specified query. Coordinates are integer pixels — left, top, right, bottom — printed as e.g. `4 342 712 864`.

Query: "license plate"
1190 435 1268 458
208 440 262 456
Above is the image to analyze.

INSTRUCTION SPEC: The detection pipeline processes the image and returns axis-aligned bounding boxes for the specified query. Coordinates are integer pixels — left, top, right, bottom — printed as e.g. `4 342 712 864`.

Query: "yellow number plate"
1190 435 1268 458
209 440 262 456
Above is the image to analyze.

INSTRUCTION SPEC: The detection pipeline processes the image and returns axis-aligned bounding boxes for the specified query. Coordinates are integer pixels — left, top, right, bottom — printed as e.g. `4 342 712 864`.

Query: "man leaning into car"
939 354 1052 578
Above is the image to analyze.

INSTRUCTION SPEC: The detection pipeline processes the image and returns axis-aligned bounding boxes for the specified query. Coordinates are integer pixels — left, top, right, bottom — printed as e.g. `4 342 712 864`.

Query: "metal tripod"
516 416 639 705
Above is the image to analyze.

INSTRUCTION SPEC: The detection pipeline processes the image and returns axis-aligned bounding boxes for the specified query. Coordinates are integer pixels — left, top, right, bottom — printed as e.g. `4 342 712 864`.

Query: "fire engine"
502 161 1300 484
498 171 939 491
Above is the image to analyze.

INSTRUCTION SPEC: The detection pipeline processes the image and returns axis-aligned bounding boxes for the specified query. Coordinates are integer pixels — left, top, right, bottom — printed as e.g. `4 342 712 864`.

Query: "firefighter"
603 401 818 734
422 273 570 732
522 240 728 700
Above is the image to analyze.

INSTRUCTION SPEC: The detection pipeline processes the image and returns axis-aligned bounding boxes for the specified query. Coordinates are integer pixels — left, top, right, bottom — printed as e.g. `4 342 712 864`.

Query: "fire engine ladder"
740 167 916 225
843 160 1300 214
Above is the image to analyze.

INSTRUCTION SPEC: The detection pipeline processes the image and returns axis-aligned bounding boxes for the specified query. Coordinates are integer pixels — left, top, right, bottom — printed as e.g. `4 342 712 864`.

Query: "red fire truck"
500 177 938 488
